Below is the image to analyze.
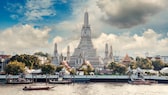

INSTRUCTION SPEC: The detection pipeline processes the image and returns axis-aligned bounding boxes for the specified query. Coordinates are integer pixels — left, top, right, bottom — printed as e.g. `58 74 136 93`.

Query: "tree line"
4 53 168 75
107 56 167 75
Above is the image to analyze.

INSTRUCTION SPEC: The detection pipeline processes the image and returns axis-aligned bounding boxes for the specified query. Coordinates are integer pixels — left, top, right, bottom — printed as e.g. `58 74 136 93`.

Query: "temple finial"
84 11 89 26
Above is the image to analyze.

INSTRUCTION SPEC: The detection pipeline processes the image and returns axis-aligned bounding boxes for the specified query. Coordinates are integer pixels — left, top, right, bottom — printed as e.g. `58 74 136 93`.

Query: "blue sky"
0 0 168 57
0 0 72 28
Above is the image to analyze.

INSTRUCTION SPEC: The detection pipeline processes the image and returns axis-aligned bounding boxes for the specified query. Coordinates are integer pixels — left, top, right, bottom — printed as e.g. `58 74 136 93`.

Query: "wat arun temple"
69 12 102 68
52 12 113 68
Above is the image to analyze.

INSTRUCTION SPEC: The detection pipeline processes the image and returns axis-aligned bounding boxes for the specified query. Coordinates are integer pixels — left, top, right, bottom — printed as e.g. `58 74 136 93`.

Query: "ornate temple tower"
69 12 102 68
59 53 64 62
104 43 114 65
104 43 109 64
52 43 60 66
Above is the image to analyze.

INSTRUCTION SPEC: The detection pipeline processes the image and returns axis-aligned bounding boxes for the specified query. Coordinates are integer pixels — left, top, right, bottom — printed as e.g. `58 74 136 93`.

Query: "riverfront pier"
1 75 168 83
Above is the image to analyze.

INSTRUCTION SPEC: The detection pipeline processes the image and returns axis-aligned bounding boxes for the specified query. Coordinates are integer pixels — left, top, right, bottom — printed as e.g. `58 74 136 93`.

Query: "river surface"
0 83 168 95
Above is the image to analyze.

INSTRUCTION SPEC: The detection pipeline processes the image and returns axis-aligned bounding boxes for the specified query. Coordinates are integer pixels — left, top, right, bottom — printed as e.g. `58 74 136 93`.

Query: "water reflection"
0 83 168 95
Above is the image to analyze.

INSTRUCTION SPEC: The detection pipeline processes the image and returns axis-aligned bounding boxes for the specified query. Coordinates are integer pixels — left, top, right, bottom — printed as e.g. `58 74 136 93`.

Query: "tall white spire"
69 11 102 68
84 11 89 27
81 11 91 38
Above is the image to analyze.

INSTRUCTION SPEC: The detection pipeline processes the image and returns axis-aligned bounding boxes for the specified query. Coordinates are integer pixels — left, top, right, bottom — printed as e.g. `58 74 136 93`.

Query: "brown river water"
0 83 168 95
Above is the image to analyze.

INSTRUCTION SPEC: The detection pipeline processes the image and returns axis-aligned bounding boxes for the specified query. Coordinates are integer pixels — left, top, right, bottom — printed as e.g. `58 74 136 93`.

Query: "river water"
0 83 168 95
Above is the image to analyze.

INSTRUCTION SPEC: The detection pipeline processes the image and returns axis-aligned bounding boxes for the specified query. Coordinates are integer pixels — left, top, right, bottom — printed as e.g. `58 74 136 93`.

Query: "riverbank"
1 75 168 83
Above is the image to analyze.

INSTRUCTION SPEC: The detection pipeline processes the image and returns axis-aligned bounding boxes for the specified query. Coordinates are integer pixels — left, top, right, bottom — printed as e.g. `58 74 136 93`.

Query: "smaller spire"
109 45 113 59
67 45 70 54
105 43 108 58
60 53 64 62
67 45 70 62
54 43 58 57
53 43 59 66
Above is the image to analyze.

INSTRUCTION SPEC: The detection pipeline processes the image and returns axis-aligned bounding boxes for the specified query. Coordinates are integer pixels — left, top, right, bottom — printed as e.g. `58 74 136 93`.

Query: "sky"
0 0 168 58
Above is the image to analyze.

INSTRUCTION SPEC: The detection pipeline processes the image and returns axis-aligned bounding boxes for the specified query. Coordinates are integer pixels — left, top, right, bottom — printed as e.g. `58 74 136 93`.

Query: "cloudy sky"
0 0 168 58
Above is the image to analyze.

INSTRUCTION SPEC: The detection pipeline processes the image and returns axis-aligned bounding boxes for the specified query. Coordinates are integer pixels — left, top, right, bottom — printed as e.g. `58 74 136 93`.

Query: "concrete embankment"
1 75 168 83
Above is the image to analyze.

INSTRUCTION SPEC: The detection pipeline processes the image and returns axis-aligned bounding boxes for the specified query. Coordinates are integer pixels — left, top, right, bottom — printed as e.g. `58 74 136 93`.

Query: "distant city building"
155 55 161 60
146 55 168 64
161 56 168 64
113 56 122 62
35 55 48 64
146 56 153 60
69 12 103 68
0 55 11 73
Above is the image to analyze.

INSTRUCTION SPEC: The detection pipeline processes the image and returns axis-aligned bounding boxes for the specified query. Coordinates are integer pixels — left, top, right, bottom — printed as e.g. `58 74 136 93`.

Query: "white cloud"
53 36 63 44
6 0 56 21
25 0 56 21
3 0 168 58
61 0 67 3
55 28 168 57
97 0 168 28
10 14 19 19
1 25 167 58
49 0 168 58
0 24 52 54
91 29 168 57
53 0 104 38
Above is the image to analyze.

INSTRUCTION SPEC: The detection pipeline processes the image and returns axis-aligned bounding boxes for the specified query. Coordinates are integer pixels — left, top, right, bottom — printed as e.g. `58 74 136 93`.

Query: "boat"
23 86 54 91
128 67 158 85
128 78 157 85
49 78 72 84
6 78 33 84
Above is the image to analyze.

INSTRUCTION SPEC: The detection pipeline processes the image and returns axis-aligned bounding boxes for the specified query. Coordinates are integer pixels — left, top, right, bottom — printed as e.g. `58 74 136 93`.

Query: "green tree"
108 62 117 70
136 56 141 61
5 61 25 75
130 57 134 60
87 65 94 72
114 64 127 75
82 68 89 75
136 57 153 69
108 62 127 74
41 63 56 74
152 60 165 70
55 65 64 72
34 52 46 57
78 61 94 75
34 52 52 63
10 54 40 69
129 61 137 69
70 68 76 75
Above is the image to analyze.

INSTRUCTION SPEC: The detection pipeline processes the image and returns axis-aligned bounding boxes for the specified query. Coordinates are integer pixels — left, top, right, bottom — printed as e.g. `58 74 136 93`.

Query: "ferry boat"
49 78 72 84
6 78 33 84
128 78 157 85
23 86 54 91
